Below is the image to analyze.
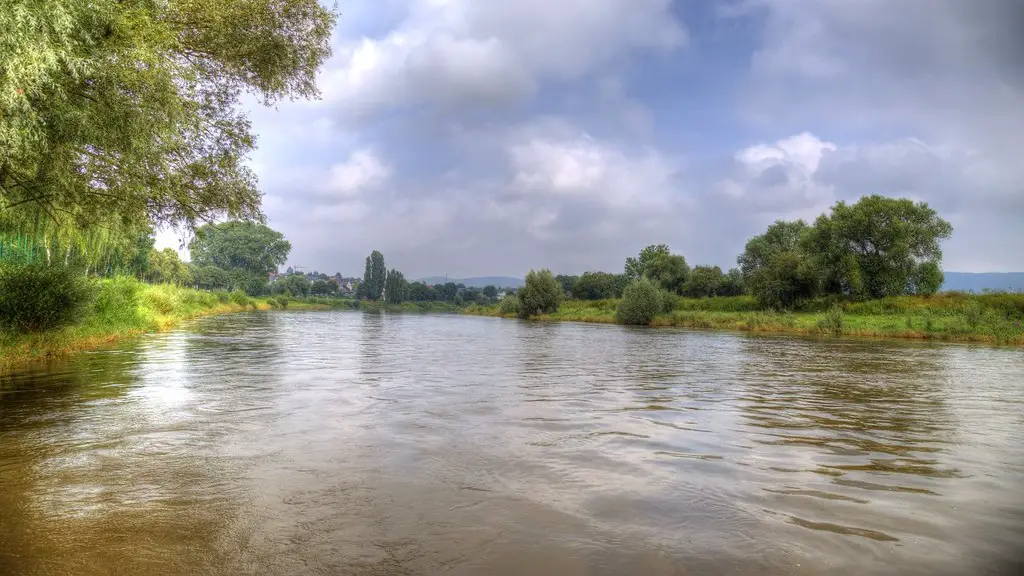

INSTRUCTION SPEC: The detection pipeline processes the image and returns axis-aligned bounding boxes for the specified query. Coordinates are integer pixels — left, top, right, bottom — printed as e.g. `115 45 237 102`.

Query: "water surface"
2 311 1023 574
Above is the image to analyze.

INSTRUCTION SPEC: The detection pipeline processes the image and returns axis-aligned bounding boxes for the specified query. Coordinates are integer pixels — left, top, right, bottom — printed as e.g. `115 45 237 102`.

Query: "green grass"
0 278 359 370
464 294 1024 345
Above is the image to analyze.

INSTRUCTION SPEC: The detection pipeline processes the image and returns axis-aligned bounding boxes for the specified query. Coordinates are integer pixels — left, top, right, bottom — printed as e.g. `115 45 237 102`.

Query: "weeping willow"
0 213 151 278
1 0 335 255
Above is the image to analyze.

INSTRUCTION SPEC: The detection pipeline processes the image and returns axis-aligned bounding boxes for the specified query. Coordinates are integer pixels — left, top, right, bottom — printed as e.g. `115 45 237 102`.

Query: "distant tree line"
509 195 953 323
352 250 508 306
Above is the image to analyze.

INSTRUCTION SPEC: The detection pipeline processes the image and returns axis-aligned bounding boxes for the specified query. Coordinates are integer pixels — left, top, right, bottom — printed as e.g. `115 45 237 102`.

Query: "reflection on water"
2 311 1023 575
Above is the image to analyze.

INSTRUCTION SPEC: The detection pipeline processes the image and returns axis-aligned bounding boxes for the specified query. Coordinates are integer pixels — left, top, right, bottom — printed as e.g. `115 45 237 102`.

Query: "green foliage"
818 306 845 336
643 253 690 294
660 290 680 313
625 244 670 280
573 271 621 300
273 274 310 297
384 268 408 305
718 268 745 297
499 294 521 315
1 0 335 242
310 279 339 297
0 262 95 332
683 265 724 298
517 269 563 318
616 279 662 325
482 285 498 300
807 195 952 298
963 301 984 330
746 250 820 310
362 251 387 300
555 275 579 297
144 248 191 285
277 295 289 309
92 276 142 326
192 265 232 291
230 289 250 307
408 281 437 302
738 220 810 278
190 222 290 278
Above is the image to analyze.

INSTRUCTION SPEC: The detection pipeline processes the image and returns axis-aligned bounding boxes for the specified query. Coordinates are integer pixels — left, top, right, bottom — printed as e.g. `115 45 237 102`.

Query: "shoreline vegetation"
0 278 351 371
462 294 1024 345
2 283 1021 373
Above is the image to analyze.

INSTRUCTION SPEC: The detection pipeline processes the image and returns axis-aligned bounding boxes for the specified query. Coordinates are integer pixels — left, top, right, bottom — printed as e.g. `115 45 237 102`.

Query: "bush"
93 277 142 326
0 262 96 333
660 290 680 314
499 294 520 316
230 289 250 306
616 279 662 325
277 295 289 309
214 290 231 304
818 305 845 336
517 269 563 318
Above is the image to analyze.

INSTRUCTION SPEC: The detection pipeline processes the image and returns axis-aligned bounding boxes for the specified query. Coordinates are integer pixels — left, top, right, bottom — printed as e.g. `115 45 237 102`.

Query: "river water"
1 311 1022 575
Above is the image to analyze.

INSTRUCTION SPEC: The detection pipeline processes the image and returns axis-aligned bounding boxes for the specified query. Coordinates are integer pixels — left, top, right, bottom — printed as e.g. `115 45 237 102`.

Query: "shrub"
93 277 142 326
214 290 231 304
230 289 250 306
517 269 563 318
818 305 845 336
277 295 289 309
963 301 984 330
499 294 521 316
0 262 96 333
266 297 279 308
616 279 662 325
143 287 178 315
660 290 680 314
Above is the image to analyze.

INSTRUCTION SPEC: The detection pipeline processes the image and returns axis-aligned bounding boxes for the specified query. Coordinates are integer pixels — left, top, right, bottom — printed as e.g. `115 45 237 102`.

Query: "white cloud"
317 0 685 117
326 150 391 197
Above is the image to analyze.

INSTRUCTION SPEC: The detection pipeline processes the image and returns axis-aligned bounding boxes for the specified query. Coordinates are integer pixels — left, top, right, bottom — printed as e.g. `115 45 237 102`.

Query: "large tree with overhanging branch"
0 0 336 245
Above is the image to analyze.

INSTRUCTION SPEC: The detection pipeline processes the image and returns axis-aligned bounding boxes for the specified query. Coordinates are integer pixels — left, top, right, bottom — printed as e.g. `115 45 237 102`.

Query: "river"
1 311 1022 575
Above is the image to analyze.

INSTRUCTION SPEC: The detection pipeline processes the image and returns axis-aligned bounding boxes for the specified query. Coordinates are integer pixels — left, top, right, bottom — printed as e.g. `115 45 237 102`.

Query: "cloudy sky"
160 0 1024 277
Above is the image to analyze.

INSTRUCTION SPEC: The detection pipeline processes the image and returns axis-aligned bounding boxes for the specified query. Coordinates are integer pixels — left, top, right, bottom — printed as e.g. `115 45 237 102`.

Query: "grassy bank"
464 293 1024 345
0 278 356 370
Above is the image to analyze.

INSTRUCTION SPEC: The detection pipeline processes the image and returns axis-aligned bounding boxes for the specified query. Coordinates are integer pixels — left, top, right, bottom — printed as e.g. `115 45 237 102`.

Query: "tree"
482 285 498 300
718 268 746 297
517 269 563 318
683 265 724 298
746 251 821 309
437 282 459 302
644 253 690 294
190 221 290 277
807 195 953 298
145 248 191 285
361 250 386 300
273 273 310 297
625 244 689 293
191 264 231 291
625 244 670 280
616 279 662 325
738 220 810 280
408 282 437 302
573 271 619 300
1 0 336 241
384 268 407 305
555 274 579 297
311 279 339 297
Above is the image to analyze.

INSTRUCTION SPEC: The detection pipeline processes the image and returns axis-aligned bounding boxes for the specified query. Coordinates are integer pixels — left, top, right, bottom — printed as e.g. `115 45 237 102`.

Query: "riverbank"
0 279 355 370
463 294 1024 345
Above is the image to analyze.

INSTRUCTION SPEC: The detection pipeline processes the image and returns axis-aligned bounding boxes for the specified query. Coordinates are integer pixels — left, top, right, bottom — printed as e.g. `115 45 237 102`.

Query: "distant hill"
418 276 523 288
942 272 1024 293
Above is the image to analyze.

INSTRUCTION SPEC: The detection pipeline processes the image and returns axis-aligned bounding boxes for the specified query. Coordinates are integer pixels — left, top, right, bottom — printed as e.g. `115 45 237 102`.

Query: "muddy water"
1 311 1022 575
